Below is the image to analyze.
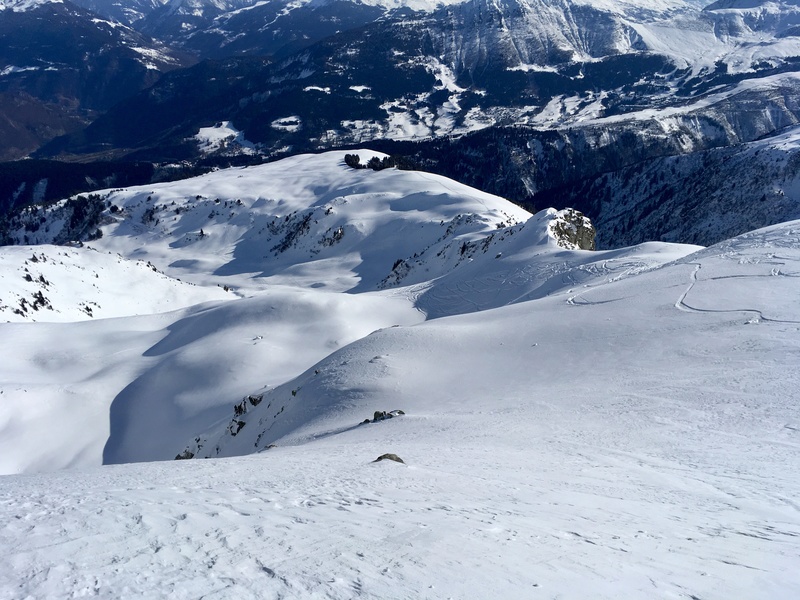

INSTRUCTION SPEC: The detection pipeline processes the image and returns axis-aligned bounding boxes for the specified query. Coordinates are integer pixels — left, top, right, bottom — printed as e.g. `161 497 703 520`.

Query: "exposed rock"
175 450 194 460
371 409 405 423
227 419 246 436
373 453 405 464
550 209 596 251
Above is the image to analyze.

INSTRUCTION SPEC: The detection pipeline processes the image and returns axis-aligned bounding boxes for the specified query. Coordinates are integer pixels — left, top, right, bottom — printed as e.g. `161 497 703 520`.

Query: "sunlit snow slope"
0 151 798 599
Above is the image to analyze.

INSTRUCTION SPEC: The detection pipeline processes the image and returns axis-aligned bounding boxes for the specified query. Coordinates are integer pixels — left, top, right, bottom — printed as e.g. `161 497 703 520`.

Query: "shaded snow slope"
101 288 423 466
0 288 421 474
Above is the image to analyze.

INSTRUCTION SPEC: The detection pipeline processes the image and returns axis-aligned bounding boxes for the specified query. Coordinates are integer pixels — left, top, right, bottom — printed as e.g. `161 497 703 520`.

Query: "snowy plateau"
0 151 799 598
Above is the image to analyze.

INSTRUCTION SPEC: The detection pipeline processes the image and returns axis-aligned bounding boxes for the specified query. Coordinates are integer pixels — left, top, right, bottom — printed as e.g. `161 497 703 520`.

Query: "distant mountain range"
2 0 800 246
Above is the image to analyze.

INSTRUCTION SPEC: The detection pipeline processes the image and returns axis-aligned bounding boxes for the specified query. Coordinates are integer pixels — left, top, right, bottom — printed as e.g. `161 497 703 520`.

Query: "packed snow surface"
0 151 799 598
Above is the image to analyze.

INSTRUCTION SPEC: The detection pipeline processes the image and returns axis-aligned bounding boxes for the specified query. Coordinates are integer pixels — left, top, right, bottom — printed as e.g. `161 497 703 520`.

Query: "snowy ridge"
3 151 531 293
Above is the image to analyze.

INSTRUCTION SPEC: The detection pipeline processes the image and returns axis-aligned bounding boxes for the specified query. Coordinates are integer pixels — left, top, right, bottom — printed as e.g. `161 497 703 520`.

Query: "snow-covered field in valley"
0 151 799 599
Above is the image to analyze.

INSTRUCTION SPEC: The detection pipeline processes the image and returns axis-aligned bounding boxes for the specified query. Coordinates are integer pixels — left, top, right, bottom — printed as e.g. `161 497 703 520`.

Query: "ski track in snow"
674 262 800 324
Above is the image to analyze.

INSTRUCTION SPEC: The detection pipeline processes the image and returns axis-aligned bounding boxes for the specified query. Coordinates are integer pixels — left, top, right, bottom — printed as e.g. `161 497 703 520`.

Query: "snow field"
0 151 798 598
0 245 230 323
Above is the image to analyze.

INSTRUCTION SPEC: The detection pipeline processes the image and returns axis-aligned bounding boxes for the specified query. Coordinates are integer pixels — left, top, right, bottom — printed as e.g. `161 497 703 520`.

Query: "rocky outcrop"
373 453 405 464
362 410 406 425
549 209 596 250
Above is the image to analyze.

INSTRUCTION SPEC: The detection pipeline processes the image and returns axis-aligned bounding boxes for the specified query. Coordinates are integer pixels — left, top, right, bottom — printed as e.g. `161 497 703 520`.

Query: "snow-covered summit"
4 151 532 294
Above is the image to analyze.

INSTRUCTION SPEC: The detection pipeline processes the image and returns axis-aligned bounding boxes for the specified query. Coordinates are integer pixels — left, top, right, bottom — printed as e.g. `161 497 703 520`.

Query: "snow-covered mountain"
70 0 168 25
26 2 799 247
67 0 712 62
0 151 532 471
0 0 189 94
75 0 437 59
1 151 533 290
36 0 800 158
2 0 797 251
1 150 799 598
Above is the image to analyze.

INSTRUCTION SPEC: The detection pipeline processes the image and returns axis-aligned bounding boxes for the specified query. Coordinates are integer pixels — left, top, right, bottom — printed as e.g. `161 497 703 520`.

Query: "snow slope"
0 245 230 322
180 219 800 462
0 151 799 598
1 218 799 597
0 151 533 472
4 151 531 293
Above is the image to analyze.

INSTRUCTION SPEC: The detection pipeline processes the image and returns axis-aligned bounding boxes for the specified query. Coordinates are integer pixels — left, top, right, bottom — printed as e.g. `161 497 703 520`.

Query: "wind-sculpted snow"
5 443 796 599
